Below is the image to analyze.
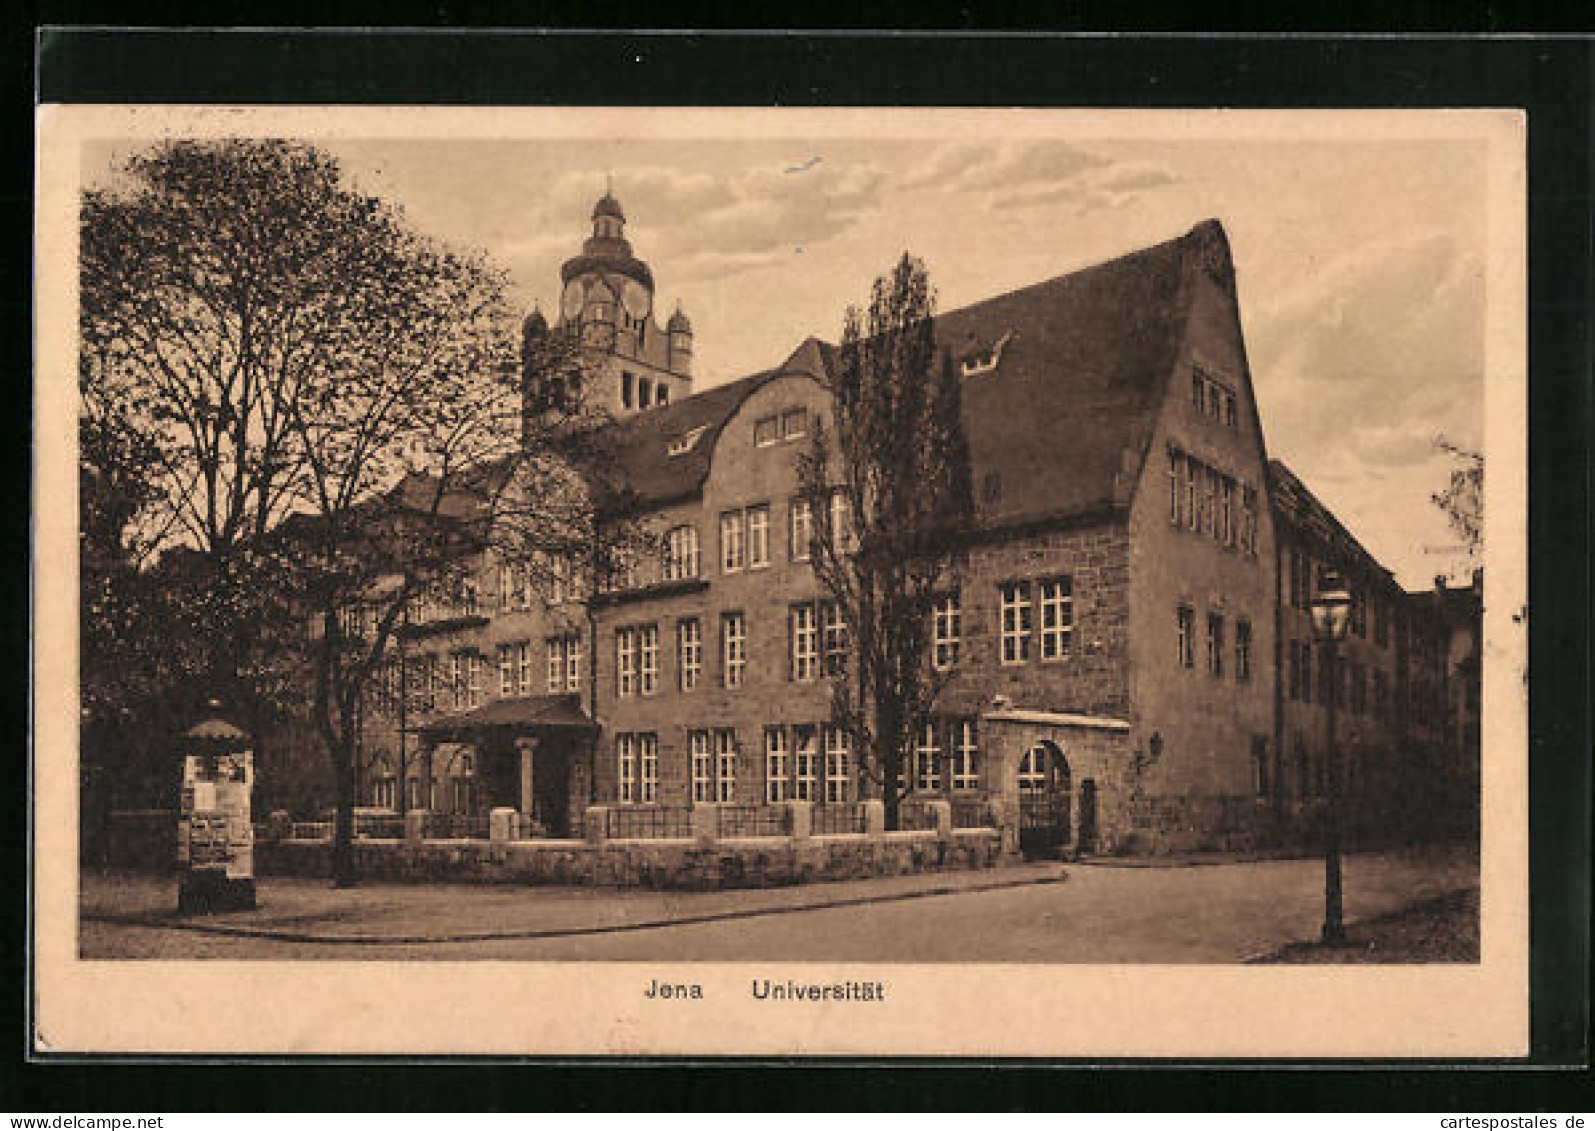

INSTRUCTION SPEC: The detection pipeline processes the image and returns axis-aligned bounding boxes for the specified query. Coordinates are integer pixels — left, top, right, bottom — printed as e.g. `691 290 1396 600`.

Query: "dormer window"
667 425 708 457
959 330 1013 377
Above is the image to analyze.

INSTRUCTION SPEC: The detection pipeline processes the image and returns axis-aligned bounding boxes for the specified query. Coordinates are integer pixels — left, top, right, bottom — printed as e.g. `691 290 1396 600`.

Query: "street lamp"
1310 567 1353 945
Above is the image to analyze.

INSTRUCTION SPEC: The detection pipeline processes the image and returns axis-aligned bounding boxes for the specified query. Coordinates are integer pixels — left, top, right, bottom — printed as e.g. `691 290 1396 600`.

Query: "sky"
89 128 1489 588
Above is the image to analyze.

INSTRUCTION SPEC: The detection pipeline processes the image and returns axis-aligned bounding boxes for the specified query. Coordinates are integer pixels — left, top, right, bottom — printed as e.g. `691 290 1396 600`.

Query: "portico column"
517 736 536 819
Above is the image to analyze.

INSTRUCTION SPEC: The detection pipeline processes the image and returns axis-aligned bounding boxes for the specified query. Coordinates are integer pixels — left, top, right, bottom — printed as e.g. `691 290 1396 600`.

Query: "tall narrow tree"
800 253 974 830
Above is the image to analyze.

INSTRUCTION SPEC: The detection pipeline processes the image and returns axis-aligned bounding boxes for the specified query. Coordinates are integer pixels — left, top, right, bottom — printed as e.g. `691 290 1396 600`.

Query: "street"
79 846 1478 962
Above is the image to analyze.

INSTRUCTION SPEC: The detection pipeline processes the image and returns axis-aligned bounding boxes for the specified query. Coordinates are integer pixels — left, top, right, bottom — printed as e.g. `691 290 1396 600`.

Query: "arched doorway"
1018 741 1072 858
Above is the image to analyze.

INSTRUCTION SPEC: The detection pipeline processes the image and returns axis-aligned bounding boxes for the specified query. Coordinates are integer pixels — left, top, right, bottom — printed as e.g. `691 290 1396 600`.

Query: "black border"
15 26 1593 1110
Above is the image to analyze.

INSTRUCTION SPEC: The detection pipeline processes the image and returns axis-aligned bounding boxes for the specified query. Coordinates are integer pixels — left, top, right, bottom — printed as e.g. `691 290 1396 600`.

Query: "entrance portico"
411 694 597 838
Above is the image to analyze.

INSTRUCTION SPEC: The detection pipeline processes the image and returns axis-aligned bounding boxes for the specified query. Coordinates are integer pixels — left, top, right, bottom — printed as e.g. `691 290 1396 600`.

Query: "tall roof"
591 220 1229 526
1267 458 1396 590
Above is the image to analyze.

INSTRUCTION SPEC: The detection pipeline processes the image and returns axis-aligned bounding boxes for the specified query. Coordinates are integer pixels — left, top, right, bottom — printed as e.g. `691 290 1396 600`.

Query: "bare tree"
1432 435 1483 558
800 253 974 830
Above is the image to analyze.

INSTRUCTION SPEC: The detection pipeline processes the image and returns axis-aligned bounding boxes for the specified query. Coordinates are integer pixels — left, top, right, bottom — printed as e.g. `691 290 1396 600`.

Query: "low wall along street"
106 800 1010 892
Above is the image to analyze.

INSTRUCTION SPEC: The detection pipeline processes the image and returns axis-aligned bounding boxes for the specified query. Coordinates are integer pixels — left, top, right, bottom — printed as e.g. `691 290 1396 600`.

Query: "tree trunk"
331 715 358 887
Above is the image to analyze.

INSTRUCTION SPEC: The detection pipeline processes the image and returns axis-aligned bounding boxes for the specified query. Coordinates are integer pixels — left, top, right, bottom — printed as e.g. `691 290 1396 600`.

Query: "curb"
83 868 1070 947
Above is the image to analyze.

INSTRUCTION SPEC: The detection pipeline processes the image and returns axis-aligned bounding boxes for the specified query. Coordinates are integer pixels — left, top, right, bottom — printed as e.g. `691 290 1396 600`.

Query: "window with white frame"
828 491 856 552
664 525 700 581
638 624 659 696
498 642 518 696
1241 486 1259 555
722 611 746 689
1187 456 1202 533
498 558 531 611
790 602 818 681
822 726 852 803
754 415 780 447
1038 577 1073 660
689 730 713 803
616 627 637 698
714 729 737 802
747 505 770 569
720 510 746 573
451 651 470 709
1220 477 1236 547
822 600 849 676
564 635 582 692
793 725 818 801
1207 612 1225 677
1176 605 1195 668
933 592 961 670
1001 581 1032 664
617 734 637 804
914 722 940 792
952 720 980 790
764 727 790 803
1018 745 1048 792
781 408 808 440
677 618 702 691
789 497 813 561
639 733 658 802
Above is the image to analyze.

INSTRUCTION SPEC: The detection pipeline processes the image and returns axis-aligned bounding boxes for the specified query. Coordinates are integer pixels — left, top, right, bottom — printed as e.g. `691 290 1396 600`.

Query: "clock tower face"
621 278 652 321
560 280 584 322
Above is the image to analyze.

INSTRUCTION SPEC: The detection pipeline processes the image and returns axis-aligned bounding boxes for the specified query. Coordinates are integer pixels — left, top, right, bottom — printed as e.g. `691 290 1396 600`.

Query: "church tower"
552 187 694 415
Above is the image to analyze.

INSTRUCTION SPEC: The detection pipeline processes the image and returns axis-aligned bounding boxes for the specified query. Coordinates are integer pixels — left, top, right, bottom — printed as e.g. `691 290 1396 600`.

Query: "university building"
335 192 1474 856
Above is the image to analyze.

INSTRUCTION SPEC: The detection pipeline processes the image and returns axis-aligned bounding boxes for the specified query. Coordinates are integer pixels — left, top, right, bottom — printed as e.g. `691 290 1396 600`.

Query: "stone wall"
255 828 1005 891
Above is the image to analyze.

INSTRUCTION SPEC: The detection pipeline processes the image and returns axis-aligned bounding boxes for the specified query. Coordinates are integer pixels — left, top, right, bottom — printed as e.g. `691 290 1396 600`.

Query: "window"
664 525 700 580
498 642 519 696
914 722 940 792
677 618 702 691
1241 487 1259 555
621 371 634 410
1253 737 1269 798
832 491 857 552
714 729 737 803
1203 466 1219 537
720 510 746 573
765 728 790 803
754 415 780 447
1001 581 1033 664
1039 577 1074 660
781 408 808 439
793 726 817 801
1207 612 1225 677
1192 372 1205 411
1220 477 1235 547
1176 605 1194 668
951 720 980 790
1224 391 1238 428
690 730 713 803
789 497 813 561
639 733 658 802
721 611 746 689
1168 448 1182 527
498 559 530 610
747 505 770 568
1018 746 1048 792
933 592 962 670
638 625 659 696
1187 457 1203 533
822 600 849 676
823 727 852 803
655 385 669 406
547 636 580 694
617 734 637 804
451 650 482 709
637 376 652 409
616 628 637 698
790 602 819 681
1235 620 1253 682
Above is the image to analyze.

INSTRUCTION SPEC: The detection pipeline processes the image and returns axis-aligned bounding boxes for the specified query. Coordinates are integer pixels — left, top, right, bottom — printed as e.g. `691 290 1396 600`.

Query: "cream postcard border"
33 105 1528 1057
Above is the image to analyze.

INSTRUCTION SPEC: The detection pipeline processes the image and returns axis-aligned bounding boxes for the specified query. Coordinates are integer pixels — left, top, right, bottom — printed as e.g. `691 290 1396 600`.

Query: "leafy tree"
80 139 624 885
799 253 974 830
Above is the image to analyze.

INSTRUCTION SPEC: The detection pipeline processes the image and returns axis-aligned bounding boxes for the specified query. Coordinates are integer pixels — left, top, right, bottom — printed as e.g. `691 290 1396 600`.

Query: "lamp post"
1310 568 1353 945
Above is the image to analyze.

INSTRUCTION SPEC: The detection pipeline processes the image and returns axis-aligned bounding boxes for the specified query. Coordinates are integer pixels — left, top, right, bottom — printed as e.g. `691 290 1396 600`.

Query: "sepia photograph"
33 104 1527 1057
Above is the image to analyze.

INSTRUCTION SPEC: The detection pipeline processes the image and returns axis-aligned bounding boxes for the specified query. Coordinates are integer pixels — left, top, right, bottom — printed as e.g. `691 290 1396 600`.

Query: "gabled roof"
932 222 1217 526
1267 458 1396 590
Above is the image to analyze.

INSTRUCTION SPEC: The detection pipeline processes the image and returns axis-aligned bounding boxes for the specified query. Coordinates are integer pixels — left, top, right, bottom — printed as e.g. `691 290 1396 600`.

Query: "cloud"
903 141 1176 218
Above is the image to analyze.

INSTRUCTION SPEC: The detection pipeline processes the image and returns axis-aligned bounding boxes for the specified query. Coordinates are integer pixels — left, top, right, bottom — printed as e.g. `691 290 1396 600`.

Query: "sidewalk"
80 860 1072 945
